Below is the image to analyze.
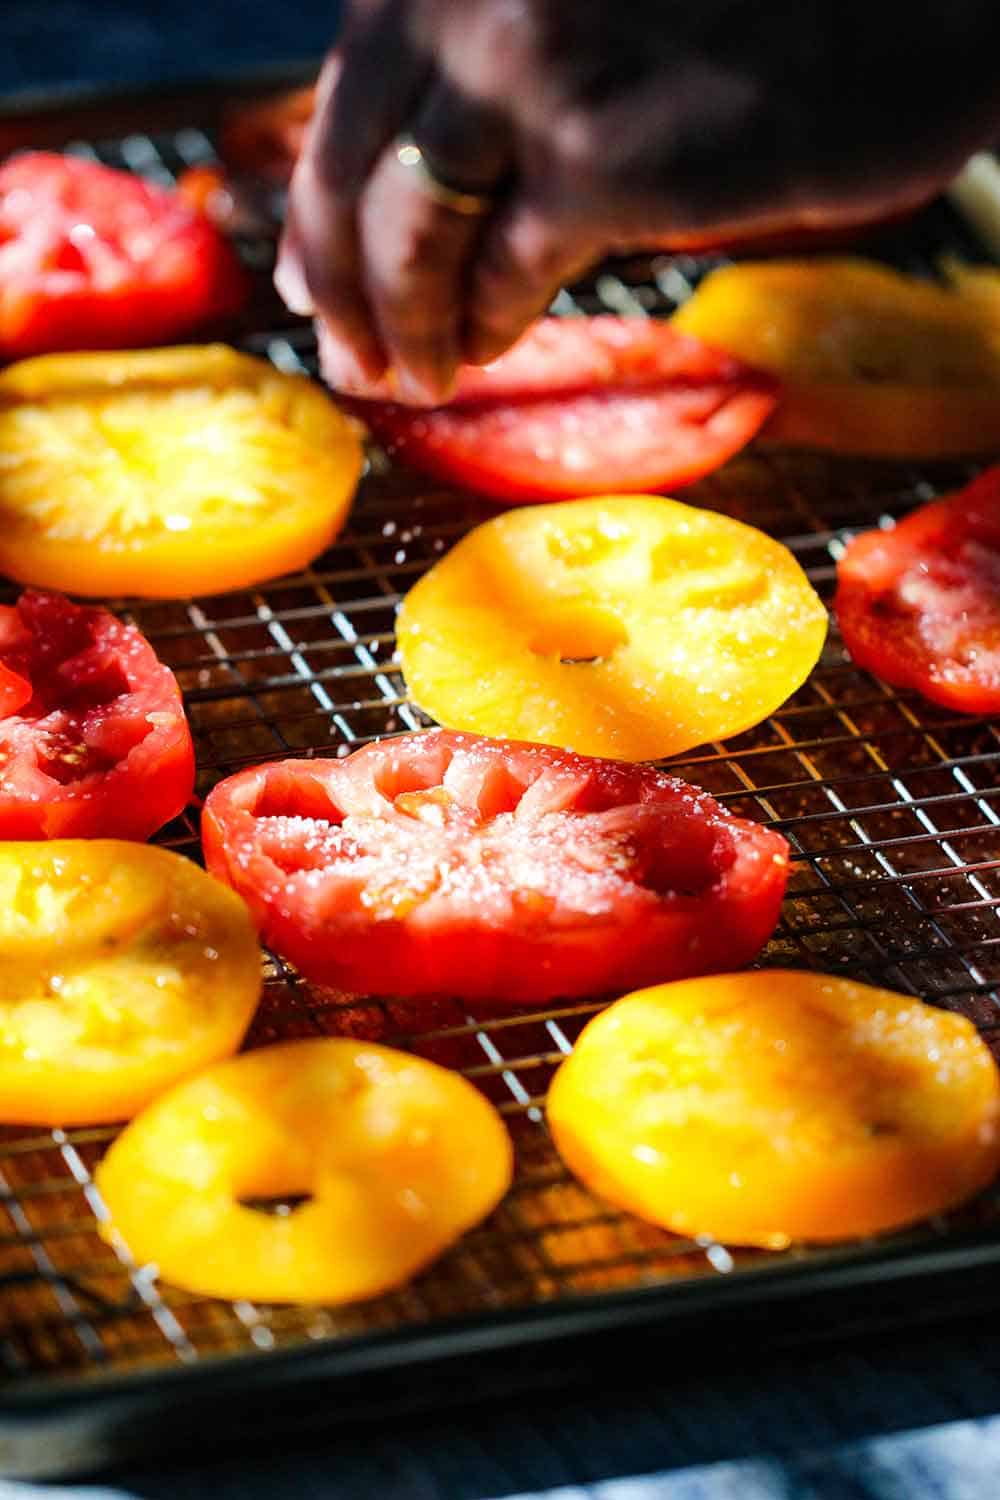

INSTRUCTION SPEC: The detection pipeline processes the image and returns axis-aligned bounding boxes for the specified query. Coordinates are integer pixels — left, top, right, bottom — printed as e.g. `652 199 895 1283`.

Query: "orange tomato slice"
0 841 261 1125
95 1039 513 1304
547 972 1000 1248
671 258 1000 457
396 495 827 760
0 345 363 598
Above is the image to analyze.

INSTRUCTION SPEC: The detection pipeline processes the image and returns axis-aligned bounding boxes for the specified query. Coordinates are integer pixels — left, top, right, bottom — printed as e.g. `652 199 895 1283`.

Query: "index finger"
356 83 513 401
276 9 431 383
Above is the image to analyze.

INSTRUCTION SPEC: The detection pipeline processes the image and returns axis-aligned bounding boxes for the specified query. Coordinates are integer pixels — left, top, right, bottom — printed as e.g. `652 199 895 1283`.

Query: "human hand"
276 0 1000 403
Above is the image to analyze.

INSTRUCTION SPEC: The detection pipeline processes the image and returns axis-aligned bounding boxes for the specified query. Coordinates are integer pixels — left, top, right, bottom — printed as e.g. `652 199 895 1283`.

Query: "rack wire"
1 106 1000 1408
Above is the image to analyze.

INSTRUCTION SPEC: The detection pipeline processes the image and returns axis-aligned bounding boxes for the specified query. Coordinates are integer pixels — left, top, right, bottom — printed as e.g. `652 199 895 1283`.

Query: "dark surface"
66 1320 1000 1495
0 2 339 97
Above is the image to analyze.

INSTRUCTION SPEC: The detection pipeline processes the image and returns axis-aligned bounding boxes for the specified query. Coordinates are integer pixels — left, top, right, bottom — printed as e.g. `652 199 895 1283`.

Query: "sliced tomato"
672 259 1000 458
0 345 364 599
327 316 772 406
220 85 316 184
0 840 261 1126
202 730 789 1004
0 662 30 716
0 590 195 839
95 1038 511 1302
396 494 827 761
356 386 780 502
547 972 1000 1248
0 152 248 359
331 317 779 502
834 466 1000 715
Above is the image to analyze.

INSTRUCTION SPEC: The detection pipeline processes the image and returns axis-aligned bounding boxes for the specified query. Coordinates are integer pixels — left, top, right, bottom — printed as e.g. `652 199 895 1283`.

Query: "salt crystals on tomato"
202 730 789 1004
835 465 1000 713
0 590 194 839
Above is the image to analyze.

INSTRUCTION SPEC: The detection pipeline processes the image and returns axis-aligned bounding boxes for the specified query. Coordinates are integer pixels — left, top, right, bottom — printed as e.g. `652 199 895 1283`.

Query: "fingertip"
436 367 459 404
463 323 521 367
316 318 387 390
394 363 457 407
274 248 316 318
317 327 383 392
282 190 388 384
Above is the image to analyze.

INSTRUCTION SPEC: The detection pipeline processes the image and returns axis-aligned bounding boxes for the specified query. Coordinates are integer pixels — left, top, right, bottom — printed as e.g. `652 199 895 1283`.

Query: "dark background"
1 2 342 96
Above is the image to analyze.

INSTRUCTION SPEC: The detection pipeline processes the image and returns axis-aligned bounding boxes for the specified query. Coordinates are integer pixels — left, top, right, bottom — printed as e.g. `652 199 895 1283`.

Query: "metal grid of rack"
1 109 999 1402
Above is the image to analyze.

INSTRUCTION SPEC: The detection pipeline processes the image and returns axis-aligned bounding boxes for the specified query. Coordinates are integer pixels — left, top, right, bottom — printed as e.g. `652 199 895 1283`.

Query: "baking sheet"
0 80 999 1479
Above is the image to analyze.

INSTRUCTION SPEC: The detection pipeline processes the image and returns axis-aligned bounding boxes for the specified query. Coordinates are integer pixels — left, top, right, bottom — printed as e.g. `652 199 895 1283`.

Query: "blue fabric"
0 1489 133 1500
0 1 341 96
505 1415 1000 1497
8 1416 1000 1498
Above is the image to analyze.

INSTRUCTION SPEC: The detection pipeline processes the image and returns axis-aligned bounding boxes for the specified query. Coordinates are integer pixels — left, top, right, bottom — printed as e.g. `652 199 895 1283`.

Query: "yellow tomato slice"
0 345 363 597
672 258 1000 457
547 972 1000 1248
396 495 827 760
95 1039 514 1304
0 841 261 1124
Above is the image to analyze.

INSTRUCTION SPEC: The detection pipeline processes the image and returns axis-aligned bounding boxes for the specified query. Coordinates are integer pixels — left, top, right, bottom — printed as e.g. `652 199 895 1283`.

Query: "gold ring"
395 134 496 216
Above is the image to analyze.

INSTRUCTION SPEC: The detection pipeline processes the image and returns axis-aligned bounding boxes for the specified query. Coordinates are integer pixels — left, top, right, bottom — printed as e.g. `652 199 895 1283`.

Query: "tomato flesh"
0 840 261 1125
835 466 1000 713
0 590 195 839
220 85 315 183
95 1038 512 1303
202 730 789 1004
0 345 364 599
0 152 248 359
672 258 1000 458
0 662 30 716
331 317 779 501
548 972 1000 1248
396 494 828 761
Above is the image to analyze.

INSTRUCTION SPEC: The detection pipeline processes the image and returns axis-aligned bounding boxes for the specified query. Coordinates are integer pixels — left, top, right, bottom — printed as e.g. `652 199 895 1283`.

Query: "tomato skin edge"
834 586 1000 715
342 384 779 504
329 316 781 503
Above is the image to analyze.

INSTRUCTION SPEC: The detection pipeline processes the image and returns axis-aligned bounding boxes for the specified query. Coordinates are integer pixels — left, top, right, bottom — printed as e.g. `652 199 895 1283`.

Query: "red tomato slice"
330 317 780 502
0 590 195 839
220 85 316 184
202 730 789 1004
325 316 772 406
0 153 248 359
834 466 1000 714
0 662 30 716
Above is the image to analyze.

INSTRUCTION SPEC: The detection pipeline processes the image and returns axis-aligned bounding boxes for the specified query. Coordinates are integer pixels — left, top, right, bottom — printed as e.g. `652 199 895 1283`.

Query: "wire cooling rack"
1 82 1000 1477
